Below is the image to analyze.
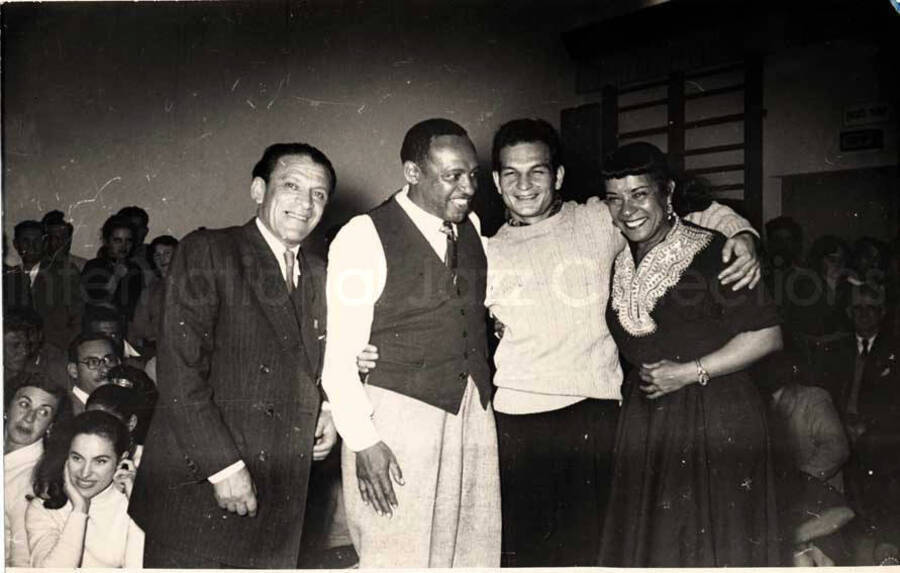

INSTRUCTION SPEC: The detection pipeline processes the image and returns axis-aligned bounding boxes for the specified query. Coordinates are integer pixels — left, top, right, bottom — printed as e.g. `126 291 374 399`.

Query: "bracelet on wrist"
695 359 710 386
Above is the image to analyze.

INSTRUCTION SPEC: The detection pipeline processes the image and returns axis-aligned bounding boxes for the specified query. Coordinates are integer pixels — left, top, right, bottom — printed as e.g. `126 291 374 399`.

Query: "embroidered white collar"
611 218 713 337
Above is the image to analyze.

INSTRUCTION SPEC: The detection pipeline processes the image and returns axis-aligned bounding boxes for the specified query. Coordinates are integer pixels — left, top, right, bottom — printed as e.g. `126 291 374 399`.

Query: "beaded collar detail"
611 217 714 337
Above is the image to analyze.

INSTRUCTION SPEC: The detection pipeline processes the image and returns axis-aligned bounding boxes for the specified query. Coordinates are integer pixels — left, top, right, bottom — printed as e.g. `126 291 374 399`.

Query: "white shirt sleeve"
207 460 246 484
321 215 387 452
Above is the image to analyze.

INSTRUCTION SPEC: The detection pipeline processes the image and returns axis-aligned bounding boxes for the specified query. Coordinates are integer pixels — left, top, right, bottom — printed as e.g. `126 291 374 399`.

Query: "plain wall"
2 1 582 256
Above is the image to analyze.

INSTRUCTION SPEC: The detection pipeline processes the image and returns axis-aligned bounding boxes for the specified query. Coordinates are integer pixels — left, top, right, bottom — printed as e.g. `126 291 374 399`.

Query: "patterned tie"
283 249 296 294
439 221 458 283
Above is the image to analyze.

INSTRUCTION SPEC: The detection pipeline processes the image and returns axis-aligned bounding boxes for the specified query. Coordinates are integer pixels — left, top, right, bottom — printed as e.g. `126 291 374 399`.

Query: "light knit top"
5 439 44 567
486 198 753 414
25 483 144 568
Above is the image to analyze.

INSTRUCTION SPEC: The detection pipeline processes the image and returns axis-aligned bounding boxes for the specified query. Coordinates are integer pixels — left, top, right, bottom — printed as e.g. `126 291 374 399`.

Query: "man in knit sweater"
486 118 761 567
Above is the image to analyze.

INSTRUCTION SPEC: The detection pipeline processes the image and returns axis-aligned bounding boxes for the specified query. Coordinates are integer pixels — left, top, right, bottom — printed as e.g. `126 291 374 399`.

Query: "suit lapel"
239 220 302 350
295 249 324 381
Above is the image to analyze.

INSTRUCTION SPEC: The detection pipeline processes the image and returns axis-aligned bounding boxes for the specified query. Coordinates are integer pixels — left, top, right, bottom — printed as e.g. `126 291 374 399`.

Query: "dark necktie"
283 249 296 295
860 338 870 358
439 221 458 283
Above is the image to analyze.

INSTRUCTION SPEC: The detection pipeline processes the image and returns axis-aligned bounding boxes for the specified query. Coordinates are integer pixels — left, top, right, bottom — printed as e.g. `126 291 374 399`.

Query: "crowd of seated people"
3 207 171 568
761 217 900 566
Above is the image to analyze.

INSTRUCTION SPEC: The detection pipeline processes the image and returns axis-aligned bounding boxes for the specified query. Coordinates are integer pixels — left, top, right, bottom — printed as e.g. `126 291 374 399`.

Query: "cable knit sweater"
486 198 753 414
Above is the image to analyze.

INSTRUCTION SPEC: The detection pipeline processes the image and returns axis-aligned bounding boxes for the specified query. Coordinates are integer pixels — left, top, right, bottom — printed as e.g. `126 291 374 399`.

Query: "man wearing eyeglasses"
65 332 123 414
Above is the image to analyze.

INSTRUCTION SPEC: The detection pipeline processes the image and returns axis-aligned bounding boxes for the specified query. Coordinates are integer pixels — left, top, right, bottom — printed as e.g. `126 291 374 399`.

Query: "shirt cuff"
335 412 380 452
207 460 245 484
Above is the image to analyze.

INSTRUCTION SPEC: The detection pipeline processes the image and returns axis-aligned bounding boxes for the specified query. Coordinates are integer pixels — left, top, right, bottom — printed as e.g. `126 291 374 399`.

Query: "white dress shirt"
321 186 485 451
208 217 303 484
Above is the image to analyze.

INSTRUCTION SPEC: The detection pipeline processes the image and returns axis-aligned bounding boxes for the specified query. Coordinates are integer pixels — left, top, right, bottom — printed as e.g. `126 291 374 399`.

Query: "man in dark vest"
321 118 500 567
129 143 337 568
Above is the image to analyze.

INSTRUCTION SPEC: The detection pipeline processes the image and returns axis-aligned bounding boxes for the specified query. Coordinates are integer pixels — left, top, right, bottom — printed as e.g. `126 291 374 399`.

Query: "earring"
666 201 674 220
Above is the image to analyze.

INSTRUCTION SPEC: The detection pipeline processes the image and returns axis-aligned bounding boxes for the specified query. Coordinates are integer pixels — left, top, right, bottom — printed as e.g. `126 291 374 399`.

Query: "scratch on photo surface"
266 74 290 110
246 99 257 109
231 78 241 92
67 176 122 215
294 95 366 111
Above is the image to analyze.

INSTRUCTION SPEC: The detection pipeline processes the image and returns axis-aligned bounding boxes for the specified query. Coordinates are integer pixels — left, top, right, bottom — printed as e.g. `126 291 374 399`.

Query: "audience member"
3 232 32 310
3 307 69 394
763 216 809 350
597 142 782 567
14 217 84 348
4 372 71 567
129 235 178 351
763 351 853 565
82 304 144 368
104 364 158 448
796 235 854 341
25 411 144 568
41 210 87 271
66 333 122 414
81 214 144 320
85 384 145 466
852 237 889 287
116 206 155 286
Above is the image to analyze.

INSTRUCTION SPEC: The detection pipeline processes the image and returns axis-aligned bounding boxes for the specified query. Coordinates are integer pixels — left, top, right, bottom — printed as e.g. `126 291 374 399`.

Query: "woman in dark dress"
81 215 143 321
598 142 783 567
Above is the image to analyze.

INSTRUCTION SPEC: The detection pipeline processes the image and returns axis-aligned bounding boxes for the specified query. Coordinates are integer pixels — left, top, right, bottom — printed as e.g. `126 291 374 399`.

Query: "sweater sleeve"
26 501 87 568
684 201 757 238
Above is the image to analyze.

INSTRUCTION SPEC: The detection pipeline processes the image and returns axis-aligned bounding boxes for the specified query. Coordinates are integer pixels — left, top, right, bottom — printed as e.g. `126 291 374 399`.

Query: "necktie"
860 338 870 358
439 221 458 283
283 249 296 294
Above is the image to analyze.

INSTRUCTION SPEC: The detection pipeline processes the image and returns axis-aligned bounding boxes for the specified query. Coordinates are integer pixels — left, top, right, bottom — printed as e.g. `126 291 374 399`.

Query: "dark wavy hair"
491 118 562 171
251 142 336 194
601 141 711 215
31 411 131 509
4 371 72 427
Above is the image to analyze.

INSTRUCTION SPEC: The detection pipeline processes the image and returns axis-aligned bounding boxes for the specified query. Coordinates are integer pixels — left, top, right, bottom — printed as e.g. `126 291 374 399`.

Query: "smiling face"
407 135 479 223
5 386 60 451
605 174 674 252
106 227 134 261
252 154 331 248
493 141 564 225
66 433 120 500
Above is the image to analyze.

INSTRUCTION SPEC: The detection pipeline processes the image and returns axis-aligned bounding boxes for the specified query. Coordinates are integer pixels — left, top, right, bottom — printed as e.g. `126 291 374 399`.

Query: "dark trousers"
143 536 240 569
496 398 619 567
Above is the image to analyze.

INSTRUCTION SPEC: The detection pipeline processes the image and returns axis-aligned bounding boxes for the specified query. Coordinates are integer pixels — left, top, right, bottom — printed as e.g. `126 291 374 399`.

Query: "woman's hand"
113 458 137 498
639 360 696 399
63 464 90 514
356 344 379 376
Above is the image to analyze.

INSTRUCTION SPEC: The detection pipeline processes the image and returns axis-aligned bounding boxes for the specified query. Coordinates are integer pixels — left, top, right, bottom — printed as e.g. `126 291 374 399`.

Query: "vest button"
460 308 465 316
462 330 467 338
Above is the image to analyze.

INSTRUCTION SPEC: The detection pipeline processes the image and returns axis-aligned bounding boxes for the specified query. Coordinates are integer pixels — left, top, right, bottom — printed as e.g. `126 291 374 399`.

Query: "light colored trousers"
342 379 501 568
